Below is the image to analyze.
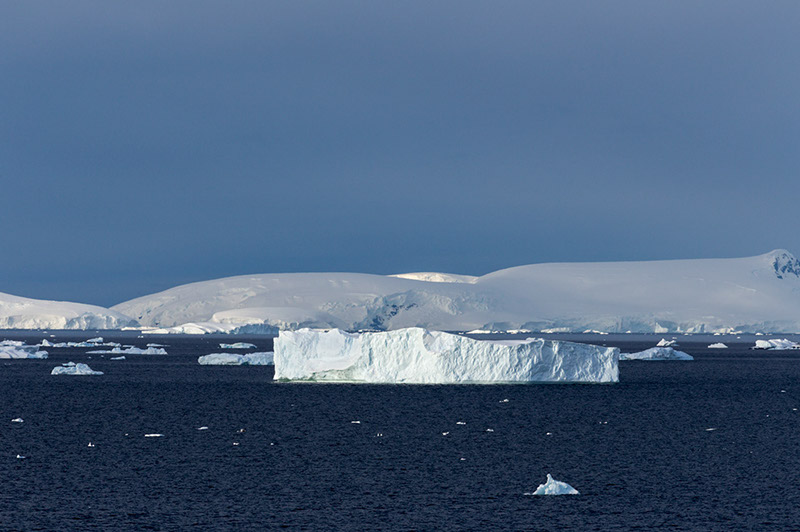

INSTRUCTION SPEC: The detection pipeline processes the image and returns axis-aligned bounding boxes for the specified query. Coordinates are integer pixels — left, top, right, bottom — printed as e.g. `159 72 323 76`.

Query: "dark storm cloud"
1 1 799 305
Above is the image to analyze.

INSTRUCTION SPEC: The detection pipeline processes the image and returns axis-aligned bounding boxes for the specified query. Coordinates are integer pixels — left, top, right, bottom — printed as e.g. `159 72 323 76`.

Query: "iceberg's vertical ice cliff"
273 328 618 383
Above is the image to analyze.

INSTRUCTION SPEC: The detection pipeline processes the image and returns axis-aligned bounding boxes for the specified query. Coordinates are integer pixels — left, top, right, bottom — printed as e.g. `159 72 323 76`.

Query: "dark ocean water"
3 332 800 531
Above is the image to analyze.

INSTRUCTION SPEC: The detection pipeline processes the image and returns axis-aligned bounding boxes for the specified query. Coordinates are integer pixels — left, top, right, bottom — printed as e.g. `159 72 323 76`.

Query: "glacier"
51 362 103 375
198 352 274 365
111 249 800 334
526 474 580 496
0 290 136 330
620 347 694 360
273 328 618 383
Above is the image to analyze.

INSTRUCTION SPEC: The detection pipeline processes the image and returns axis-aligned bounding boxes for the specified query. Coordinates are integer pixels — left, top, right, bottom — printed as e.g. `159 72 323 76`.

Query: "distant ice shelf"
273 327 618 384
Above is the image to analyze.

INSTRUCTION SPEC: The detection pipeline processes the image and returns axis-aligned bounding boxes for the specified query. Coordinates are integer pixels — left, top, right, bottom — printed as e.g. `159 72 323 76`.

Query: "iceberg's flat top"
273 327 618 384
111 250 800 334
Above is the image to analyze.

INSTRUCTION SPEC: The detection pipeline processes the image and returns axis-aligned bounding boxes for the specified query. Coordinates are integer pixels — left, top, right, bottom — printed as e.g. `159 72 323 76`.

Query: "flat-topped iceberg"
708 343 728 349
51 362 103 375
273 327 618 383
198 352 274 365
527 474 580 496
620 347 694 360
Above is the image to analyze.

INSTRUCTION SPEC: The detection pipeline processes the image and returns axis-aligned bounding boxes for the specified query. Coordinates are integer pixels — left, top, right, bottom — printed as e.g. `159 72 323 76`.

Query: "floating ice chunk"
197 426 209 430
527 474 579 496
351 421 361 424
86 346 167 355
51 362 103 375
85 337 103 344
753 339 800 350
16 455 25 460
87 442 95 447
0 340 25 346
708 343 728 349
274 327 619 383
0 345 48 359
620 347 693 360
197 352 274 365
656 338 678 347
219 342 257 349
11 418 23 423
456 421 466 425
146 343 167 347
110 356 126 361
144 434 163 438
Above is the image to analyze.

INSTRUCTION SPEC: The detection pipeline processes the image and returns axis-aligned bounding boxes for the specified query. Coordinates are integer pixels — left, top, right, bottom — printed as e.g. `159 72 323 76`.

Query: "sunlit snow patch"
274 327 618 383
526 474 580 495
620 347 693 360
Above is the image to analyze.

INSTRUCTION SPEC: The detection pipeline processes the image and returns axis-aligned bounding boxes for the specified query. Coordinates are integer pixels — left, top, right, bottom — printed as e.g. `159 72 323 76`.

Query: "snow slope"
0 291 135 330
112 250 800 334
273 327 619 383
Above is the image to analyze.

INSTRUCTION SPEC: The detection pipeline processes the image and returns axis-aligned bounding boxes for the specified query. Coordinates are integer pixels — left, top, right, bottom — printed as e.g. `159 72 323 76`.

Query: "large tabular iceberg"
273 328 618 383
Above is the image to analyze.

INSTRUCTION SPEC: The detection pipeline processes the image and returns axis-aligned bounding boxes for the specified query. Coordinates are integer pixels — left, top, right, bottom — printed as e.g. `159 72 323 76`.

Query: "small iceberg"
219 342 257 349
144 433 163 438
110 356 126 361
708 343 728 349
656 338 678 347
527 474 579 496
0 344 49 359
753 339 800 350
620 347 693 360
11 418 23 423
197 352 274 365
86 346 167 355
51 362 103 375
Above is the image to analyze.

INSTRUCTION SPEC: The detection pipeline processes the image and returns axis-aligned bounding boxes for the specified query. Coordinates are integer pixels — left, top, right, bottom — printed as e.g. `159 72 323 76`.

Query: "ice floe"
526 474 580 496
219 342 257 349
274 327 618 383
51 362 103 375
197 352 274 365
620 347 694 360
708 343 728 349
86 346 167 355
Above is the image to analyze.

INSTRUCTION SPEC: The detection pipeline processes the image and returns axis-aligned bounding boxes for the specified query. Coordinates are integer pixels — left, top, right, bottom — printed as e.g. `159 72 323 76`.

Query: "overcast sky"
2 1 799 306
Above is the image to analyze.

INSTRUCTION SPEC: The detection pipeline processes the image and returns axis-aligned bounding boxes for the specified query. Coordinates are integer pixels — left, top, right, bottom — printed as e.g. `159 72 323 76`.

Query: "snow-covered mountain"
112 249 800 334
0 291 136 330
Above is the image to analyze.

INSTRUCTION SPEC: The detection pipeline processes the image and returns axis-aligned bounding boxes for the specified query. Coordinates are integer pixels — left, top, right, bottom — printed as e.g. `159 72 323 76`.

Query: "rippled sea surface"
3 332 800 531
